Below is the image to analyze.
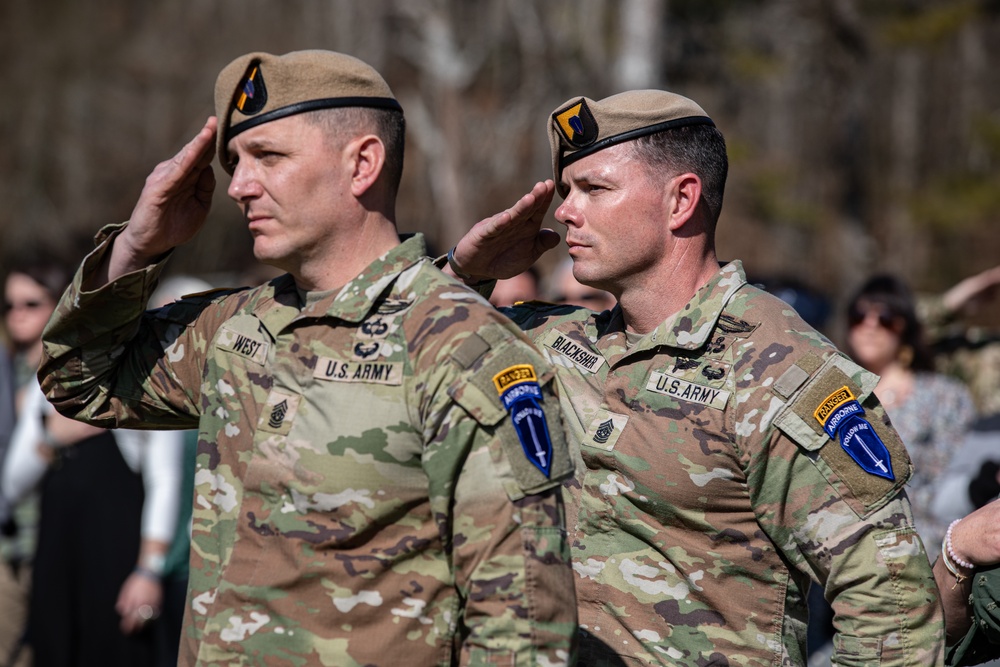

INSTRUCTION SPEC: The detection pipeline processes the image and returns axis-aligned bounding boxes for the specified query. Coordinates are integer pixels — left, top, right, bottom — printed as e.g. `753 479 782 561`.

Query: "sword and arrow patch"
493 364 554 477
815 385 894 481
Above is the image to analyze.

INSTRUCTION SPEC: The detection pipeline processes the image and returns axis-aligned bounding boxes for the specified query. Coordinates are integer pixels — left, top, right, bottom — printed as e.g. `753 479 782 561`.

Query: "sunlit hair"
628 124 728 225
307 107 406 195
846 274 934 371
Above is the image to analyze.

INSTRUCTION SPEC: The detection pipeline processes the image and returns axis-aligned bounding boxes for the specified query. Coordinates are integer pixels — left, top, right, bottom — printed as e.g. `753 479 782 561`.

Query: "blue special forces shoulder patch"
814 386 894 480
493 364 553 477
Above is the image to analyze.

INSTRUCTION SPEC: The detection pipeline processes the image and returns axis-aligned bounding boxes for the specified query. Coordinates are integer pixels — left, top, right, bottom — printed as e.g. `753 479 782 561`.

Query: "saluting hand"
449 180 561 282
100 117 218 284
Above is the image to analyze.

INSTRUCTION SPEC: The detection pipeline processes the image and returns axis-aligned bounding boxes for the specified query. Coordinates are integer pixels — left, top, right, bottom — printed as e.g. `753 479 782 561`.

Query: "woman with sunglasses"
1 257 183 667
845 274 976 558
0 259 66 667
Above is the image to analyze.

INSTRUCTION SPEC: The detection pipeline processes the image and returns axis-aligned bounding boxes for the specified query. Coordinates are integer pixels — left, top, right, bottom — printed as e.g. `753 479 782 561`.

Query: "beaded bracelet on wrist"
946 519 976 570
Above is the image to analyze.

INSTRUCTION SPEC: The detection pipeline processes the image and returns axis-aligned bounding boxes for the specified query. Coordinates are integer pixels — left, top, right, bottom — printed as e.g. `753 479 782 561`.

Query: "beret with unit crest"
548 89 714 195
214 50 402 174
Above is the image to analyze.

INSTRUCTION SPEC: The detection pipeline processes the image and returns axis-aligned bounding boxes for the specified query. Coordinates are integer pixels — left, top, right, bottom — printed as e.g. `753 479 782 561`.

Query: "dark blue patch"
569 115 584 135
837 415 894 481
501 382 552 477
821 399 864 439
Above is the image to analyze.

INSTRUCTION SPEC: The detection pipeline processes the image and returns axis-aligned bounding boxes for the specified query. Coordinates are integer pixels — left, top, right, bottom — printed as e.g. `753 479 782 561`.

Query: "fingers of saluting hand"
516 179 556 225
125 117 219 260
452 180 558 281
150 116 218 201
479 180 555 238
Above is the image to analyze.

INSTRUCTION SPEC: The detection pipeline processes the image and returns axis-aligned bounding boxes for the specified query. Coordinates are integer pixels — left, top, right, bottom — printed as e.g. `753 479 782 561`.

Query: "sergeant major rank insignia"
493 364 553 477
815 385 894 480
593 419 615 444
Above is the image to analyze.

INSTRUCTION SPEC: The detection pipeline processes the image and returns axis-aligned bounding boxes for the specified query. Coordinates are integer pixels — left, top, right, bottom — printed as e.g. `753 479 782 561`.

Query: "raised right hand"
103 117 218 282
448 180 561 282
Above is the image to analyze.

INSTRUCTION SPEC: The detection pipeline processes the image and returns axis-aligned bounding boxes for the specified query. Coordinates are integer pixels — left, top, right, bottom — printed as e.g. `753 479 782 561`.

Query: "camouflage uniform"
39 229 578 667
503 261 944 667
920 295 1000 417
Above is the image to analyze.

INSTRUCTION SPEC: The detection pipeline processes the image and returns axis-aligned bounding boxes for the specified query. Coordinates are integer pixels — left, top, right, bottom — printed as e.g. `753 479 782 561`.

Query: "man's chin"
251 243 291 272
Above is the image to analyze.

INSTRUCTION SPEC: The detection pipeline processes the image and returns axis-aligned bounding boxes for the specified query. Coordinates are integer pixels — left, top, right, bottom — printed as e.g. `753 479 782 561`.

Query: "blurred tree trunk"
616 0 666 88
2 0 999 311
883 48 923 276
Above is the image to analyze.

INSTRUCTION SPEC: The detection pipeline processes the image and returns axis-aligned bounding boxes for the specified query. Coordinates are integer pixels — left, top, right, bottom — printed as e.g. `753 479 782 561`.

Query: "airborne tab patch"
815 385 893 480
493 364 553 477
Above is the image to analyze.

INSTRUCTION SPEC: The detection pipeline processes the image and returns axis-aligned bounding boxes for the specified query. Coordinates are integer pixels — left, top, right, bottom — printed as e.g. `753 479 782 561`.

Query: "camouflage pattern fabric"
503 260 945 667
919 294 1000 418
946 564 1000 666
935 342 1000 418
39 230 578 666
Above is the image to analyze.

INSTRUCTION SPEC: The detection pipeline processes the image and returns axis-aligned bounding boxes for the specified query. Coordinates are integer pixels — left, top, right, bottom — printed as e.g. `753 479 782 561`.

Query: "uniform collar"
632 260 747 353
254 234 428 335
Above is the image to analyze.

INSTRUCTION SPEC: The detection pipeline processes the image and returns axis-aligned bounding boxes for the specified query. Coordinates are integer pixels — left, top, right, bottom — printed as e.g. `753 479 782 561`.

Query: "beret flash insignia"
234 62 267 116
553 99 598 148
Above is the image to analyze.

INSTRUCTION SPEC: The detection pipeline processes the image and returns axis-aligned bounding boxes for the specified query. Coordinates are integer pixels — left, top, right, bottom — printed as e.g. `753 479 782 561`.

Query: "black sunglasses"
847 305 902 330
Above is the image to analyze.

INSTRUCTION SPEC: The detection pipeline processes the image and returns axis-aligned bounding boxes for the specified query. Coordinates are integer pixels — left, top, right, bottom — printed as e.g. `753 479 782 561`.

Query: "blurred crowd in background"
3 1 1000 665
0 244 998 666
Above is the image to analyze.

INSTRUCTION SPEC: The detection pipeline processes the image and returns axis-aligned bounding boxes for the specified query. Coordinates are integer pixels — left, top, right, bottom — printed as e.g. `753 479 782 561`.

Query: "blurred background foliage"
2 0 998 327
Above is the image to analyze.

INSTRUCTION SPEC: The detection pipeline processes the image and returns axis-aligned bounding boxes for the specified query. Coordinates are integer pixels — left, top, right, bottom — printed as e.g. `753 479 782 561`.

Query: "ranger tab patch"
493 364 553 477
815 385 893 480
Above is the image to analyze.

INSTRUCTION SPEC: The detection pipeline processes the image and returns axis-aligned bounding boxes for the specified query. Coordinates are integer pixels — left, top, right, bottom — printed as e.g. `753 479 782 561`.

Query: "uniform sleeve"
744 352 945 667
39 226 222 430
417 316 578 666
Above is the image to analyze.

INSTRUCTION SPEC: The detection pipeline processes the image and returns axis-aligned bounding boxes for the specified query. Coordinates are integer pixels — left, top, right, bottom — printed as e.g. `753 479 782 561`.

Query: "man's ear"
666 173 703 232
347 134 386 197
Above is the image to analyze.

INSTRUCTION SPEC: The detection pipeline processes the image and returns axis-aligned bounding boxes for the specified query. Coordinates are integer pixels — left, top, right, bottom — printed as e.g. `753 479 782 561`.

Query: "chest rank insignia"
593 419 615 445
493 364 553 477
268 399 289 429
815 386 893 480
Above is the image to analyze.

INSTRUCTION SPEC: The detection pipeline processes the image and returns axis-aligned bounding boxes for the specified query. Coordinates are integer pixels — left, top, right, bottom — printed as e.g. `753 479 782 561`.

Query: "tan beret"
214 50 401 174
548 89 714 195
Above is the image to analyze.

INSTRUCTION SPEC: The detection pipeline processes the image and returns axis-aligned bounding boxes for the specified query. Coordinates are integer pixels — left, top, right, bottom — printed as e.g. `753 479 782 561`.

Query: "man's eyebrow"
241 138 277 151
